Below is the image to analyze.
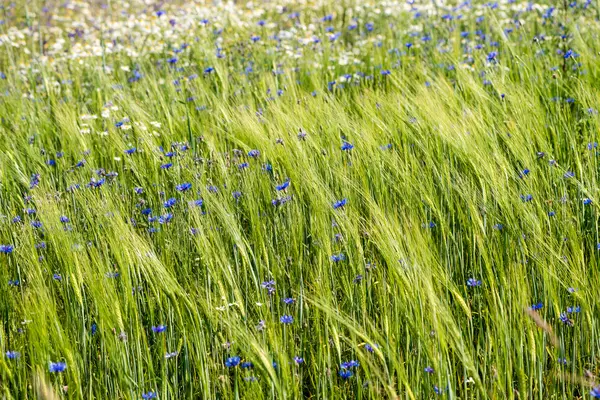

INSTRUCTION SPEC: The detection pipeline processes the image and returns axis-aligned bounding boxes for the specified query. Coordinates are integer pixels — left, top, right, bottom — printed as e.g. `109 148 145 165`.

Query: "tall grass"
1 0 600 398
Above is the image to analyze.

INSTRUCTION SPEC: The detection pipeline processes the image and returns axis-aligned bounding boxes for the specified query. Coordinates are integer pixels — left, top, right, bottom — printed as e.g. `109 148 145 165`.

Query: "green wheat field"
1 0 600 398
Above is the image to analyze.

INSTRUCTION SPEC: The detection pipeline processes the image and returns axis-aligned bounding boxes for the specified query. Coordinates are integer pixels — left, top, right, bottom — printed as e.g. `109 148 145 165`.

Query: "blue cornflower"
564 171 574 178
176 182 192 192
125 147 137 155
164 198 177 208
339 369 353 379
276 180 290 191
559 313 573 326
283 298 295 304
520 194 533 202
152 325 167 333
142 392 157 400
225 356 241 367
134 187 143 194
591 386 600 398
160 163 173 169
294 356 304 364
49 361 67 373
331 253 345 262
530 302 543 311
6 351 20 359
53 274 62 281
466 278 481 287
425 366 434 374
567 306 581 313
333 198 348 209
487 51 498 62
248 149 260 158
0 245 14 254
341 360 360 369
238 162 249 170
364 343 377 353
241 361 254 369
341 142 354 151
548 211 556 217
280 315 293 324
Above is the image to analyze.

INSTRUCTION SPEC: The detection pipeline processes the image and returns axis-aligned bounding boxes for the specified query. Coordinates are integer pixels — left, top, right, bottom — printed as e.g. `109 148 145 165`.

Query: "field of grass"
1 0 600 398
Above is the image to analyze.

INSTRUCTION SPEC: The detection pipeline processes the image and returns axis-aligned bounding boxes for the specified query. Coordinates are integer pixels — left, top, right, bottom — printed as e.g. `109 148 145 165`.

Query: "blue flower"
0 245 14 254
49 361 67 373
293 356 304 364
341 142 354 151
280 315 293 324
466 278 481 287
583 198 592 205
339 369 353 379
152 325 167 333
241 361 254 369
341 360 360 369
176 182 192 192
276 180 290 191
142 392 157 399
559 313 573 326
160 163 173 169
248 149 260 158
487 51 498 62
283 298 295 304
424 366 434 373
164 198 177 208
530 302 543 310
333 198 348 209
591 386 600 398
125 147 137 155
331 253 345 262
225 356 241 367
5 351 20 359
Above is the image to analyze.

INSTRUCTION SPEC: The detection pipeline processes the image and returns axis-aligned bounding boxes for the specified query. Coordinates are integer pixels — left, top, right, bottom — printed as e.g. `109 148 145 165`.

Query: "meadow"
1 0 600 398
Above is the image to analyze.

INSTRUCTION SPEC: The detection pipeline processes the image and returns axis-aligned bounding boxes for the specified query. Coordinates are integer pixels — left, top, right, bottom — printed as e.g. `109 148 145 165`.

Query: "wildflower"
466 278 481 287
341 360 360 369
160 163 173 169
165 351 178 359
341 142 354 151
164 198 176 208
0 245 14 254
49 362 67 373
141 392 157 400
364 343 377 353
425 366 434 374
176 182 192 192
225 356 241 367
591 386 600 398
125 147 136 155
353 275 363 284
248 149 260 158
331 253 345 262
583 198 592 205
294 356 304 364
487 51 498 62
152 325 167 333
333 198 348 209
280 315 293 324
241 361 254 369
530 303 543 311
6 351 20 359
276 180 290 191
256 320 266 331
559 313 574 326
283 298 295 304
339 369 354 379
